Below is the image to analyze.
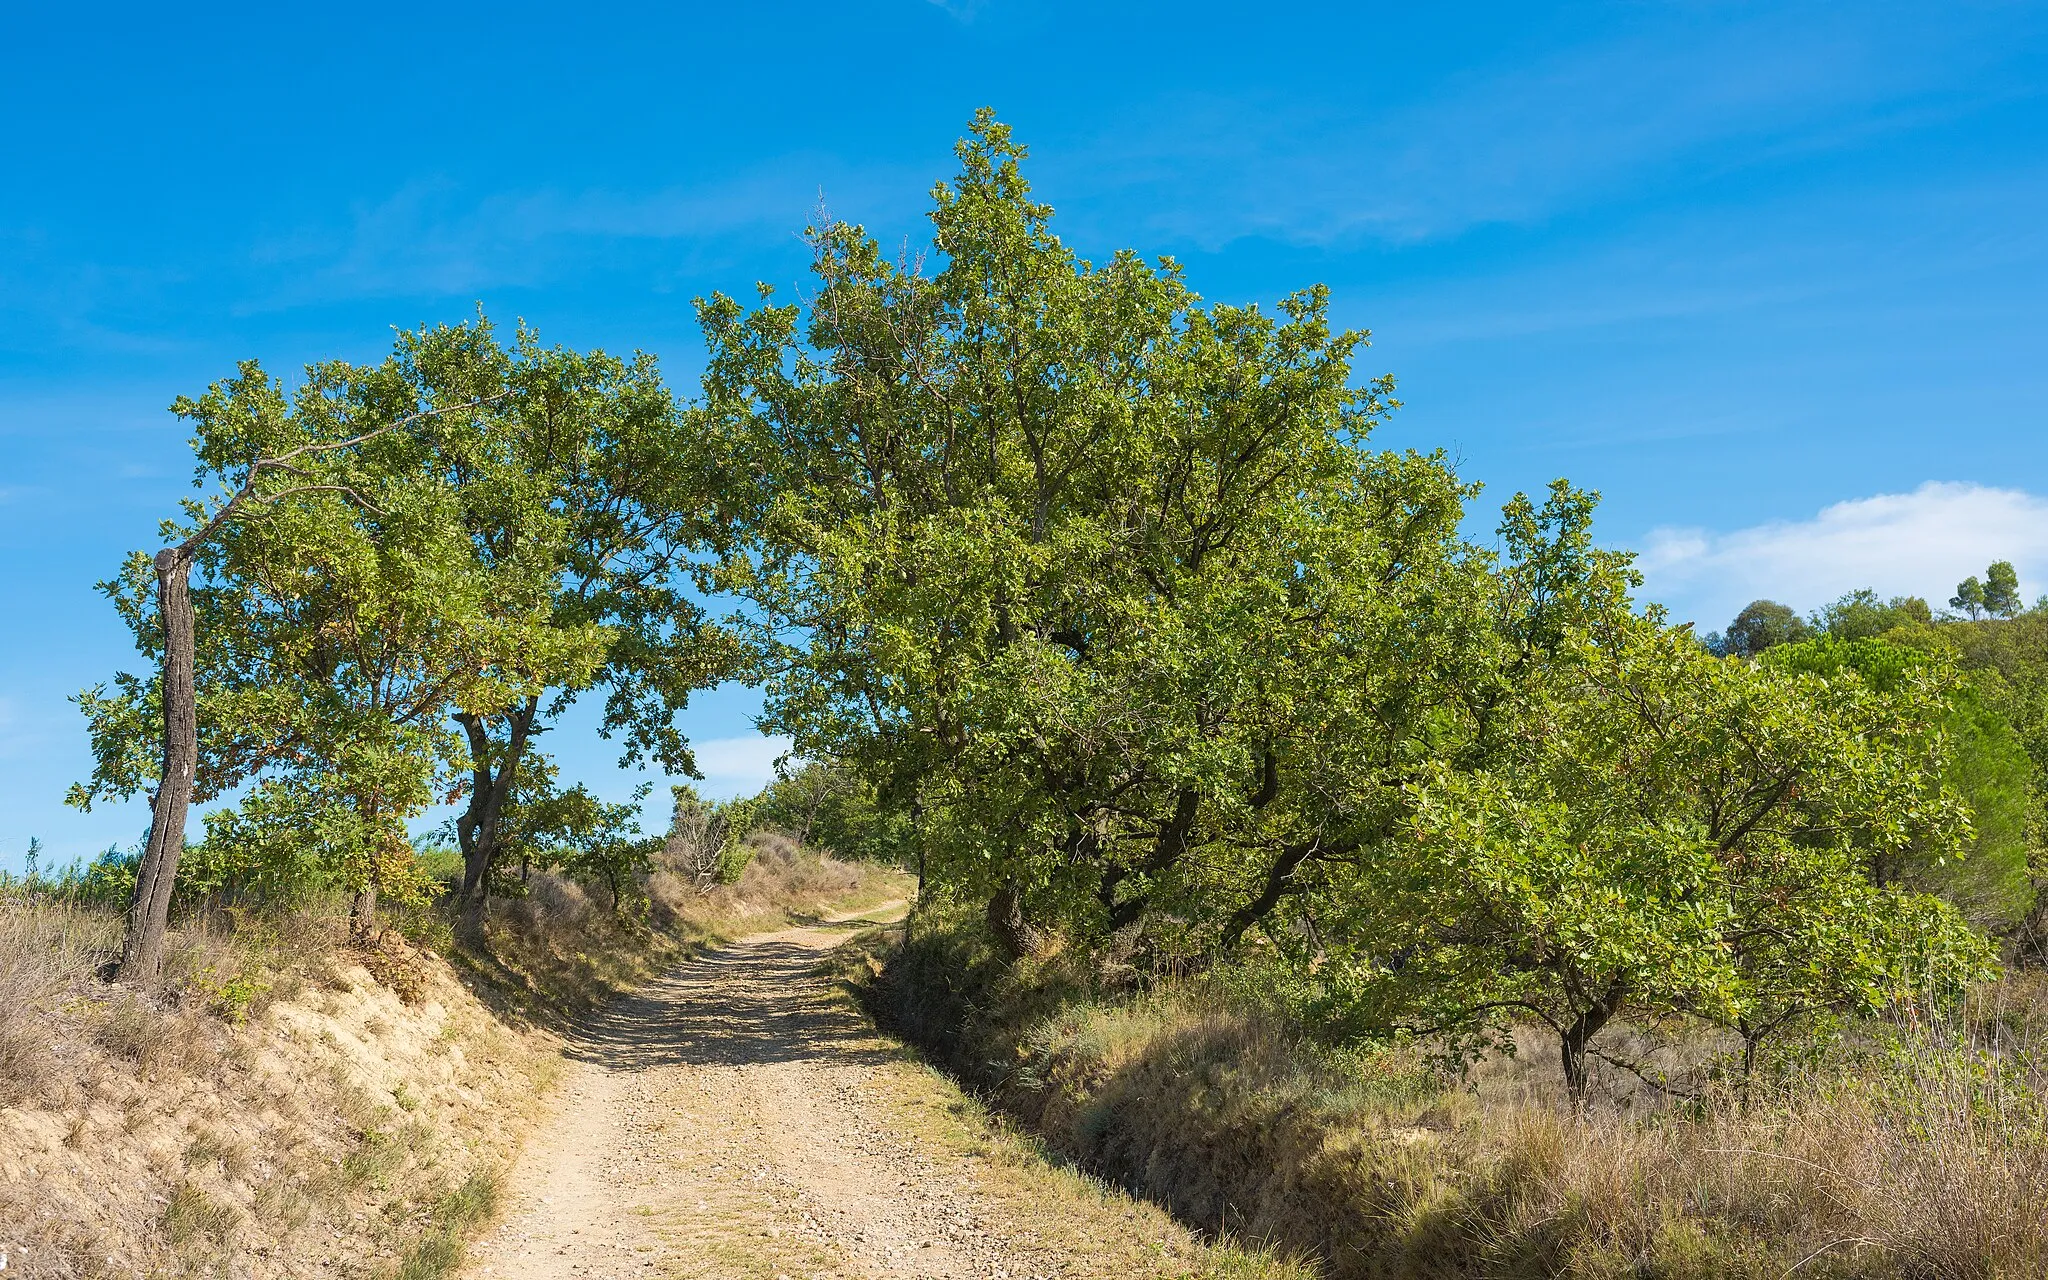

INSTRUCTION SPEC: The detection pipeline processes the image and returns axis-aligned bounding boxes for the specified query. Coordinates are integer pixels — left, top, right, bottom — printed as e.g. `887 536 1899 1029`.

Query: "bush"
661 786 758 888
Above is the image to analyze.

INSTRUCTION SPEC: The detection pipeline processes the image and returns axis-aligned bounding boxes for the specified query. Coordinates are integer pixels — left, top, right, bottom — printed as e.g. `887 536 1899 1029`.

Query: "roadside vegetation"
740 118 2048 1276
10 110 2046 1277
0 816 903 1278
843 901 2048 1278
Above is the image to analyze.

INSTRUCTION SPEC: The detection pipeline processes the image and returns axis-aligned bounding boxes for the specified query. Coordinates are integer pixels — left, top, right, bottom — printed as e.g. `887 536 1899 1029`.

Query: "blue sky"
4 1 2046 868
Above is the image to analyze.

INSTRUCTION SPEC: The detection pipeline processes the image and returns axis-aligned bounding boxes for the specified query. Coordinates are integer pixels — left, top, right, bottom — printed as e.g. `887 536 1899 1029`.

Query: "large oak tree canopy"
73 319 740 970
693 113 1995 1090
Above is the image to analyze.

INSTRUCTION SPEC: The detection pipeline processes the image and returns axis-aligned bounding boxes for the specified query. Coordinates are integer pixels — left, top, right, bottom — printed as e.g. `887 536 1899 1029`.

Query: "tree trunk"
349 799 391 946
350 881 379 945
986 881 1046 960
117 548 198 983
454 699 537 941
1559 979 1629 1100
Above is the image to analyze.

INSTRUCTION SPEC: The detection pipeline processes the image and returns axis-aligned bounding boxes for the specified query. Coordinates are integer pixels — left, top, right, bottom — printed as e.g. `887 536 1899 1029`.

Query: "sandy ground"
464 903 1254 1280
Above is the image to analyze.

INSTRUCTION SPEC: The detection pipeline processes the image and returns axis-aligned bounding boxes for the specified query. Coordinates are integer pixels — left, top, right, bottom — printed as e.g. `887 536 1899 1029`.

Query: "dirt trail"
462 904 1264 1280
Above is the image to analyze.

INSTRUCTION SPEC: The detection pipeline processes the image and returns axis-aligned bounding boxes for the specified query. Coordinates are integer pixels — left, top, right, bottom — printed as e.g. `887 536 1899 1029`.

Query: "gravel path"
461 903 1134 1280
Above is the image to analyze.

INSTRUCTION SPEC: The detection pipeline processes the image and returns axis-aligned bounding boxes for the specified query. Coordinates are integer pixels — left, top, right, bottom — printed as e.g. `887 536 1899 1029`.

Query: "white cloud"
689 734 797 799
1638 482 2048 630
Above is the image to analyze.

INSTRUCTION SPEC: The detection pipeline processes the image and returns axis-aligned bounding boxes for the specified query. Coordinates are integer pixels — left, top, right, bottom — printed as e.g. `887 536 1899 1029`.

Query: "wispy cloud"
248 156 931 306
1051 6 2040 249
690 734 796 799
1637 481 2048 629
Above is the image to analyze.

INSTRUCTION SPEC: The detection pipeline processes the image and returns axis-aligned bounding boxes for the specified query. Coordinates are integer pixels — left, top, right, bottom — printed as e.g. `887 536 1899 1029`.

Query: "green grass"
162 1179 237 1250
391 1172 499 1280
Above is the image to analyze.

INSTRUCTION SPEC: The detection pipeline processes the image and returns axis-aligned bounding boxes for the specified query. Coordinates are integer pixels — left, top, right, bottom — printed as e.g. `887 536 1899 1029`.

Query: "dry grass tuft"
0 896 121 1105
160 1179 237 1249
90 996 188 1069
355 933 431 1004
392 1171 500 1280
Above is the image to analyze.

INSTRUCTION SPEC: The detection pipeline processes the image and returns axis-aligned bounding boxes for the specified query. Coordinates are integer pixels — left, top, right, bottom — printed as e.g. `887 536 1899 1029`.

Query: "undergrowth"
842 908 2048 1280
392 1172 499 1280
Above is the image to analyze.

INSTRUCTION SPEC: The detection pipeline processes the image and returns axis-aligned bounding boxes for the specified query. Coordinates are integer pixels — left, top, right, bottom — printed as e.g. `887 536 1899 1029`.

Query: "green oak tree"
697 111 1492 963
71 318 732 964
1812 588 1933 641
415 321 744 940
1709 598 1808 657
1329 617 1992 1096
68 343 514 976
1764 635 2036 931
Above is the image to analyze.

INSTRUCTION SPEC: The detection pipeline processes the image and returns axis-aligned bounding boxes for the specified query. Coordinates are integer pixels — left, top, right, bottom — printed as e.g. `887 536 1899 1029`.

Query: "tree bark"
454 699 538 940
349 817 387 946
1560 979 1629 1100
349 880 379 945
1222 841 1317 950
117 549 197 983
986 881 1046 960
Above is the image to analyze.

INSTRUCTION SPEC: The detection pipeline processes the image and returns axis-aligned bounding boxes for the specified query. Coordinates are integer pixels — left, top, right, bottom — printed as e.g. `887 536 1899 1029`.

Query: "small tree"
663 786 758 890
68 358 502 980
488 754 655 914
435 323 740 941
754 760 912 864
1952 575 1987 620
1349 619 1992 1097
1984 560 2022 618
1713 599 1808 657
1813 588 1933 640
1763 636 2036 929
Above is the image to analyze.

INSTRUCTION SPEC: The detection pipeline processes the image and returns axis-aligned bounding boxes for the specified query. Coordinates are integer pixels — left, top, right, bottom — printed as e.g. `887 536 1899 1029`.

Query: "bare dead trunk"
118 548 197 983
